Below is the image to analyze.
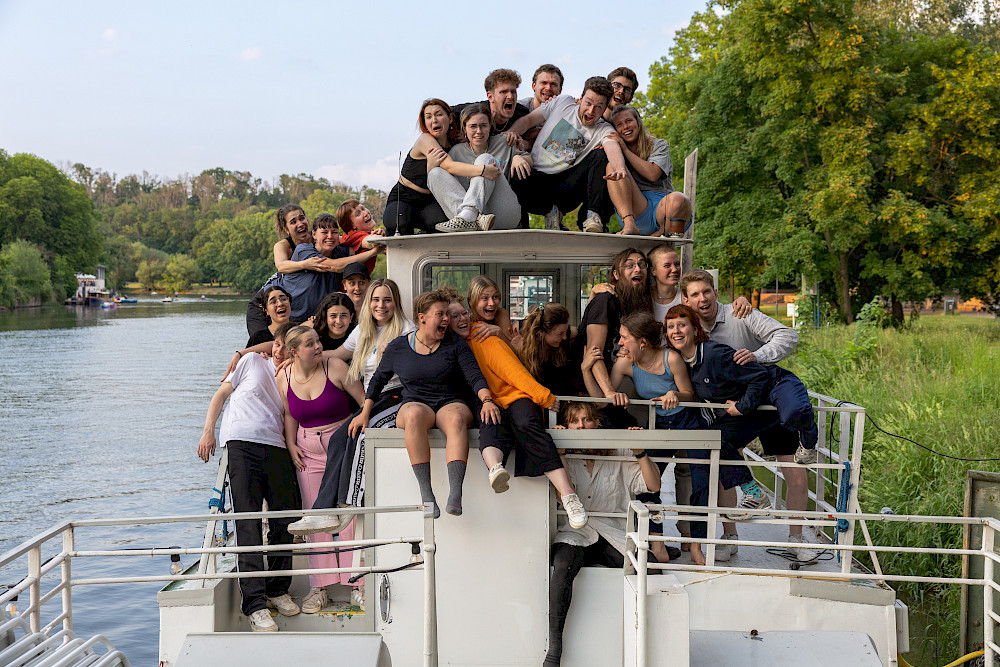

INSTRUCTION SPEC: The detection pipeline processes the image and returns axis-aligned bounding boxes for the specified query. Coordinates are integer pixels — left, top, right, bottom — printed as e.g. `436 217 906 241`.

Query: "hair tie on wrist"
481 165 486 176
236 350 243 357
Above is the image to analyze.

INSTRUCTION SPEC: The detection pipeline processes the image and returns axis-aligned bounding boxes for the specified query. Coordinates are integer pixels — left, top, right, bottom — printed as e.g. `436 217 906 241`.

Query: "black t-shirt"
319 322 357 351
246 327 274 349
451 101 531 136
572 292 623 372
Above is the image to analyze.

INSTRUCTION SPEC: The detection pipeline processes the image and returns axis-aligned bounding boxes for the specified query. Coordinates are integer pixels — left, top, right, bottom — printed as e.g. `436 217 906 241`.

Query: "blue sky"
0 0 709 191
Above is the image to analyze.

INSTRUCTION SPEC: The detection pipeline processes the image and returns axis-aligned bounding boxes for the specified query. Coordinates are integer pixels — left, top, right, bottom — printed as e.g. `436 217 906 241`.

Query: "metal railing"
0 504 441 667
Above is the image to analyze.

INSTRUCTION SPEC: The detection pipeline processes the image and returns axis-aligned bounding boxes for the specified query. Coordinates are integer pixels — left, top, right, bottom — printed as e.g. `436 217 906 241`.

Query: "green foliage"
0 240 53 307
855 296 893 329
163 254 199 293
194 211 275 293
135 260 165 291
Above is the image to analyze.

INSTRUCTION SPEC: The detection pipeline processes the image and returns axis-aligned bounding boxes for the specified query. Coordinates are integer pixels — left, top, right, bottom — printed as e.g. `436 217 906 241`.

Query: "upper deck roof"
374 229 689 258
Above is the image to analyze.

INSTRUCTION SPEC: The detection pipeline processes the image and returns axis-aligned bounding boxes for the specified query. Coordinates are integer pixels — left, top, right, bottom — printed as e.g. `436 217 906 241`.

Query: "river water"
0 296 249 665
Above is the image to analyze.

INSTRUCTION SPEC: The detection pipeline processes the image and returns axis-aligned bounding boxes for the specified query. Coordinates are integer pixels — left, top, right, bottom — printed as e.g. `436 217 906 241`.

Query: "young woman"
428 103 529 232
518 302 578 398
383 99 460 235
278 326 366 613
350 290 499 518
246 285 292 348
245 205 323 335
545 402 660 667
663 304 779 566
603 105 691 237
467 275 518 348
312 292 356 351
335 200 385 273
443 293 586 528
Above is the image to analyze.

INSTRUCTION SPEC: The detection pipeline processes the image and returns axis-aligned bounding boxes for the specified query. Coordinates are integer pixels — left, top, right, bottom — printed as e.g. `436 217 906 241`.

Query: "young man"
507 76 629 232
340 262 370 316
680 269 820 559
518 63 564 111
197 324 301 632
452 68 531 137
604 66 639 121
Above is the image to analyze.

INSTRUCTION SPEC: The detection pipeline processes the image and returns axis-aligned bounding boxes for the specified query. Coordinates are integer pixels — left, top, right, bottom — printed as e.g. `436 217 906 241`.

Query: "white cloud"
240 47 261 61
102 28 117 42
315 154 401 191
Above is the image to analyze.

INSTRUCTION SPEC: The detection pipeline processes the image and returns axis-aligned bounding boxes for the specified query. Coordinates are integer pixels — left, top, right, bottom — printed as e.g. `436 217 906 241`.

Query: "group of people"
384 65 693 237
193 64 820 667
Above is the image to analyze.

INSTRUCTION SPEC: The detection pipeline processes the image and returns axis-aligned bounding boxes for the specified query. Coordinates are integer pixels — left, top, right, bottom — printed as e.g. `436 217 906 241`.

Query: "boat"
63 265 113 307
100 301 117 310
3 154 996 667
162 297 174 303
114 297 138 304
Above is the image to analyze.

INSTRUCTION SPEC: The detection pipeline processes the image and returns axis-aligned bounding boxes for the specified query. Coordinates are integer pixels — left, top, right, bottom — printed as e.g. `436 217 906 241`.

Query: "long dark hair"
313 292 356 342
519 303 570 379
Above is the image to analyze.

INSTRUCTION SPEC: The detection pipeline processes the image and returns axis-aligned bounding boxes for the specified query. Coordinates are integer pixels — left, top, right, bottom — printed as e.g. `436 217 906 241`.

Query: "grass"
781 314 1000 666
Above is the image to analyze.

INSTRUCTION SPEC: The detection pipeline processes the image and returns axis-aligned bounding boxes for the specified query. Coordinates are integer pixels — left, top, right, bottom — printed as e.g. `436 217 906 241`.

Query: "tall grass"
783 315 1000 665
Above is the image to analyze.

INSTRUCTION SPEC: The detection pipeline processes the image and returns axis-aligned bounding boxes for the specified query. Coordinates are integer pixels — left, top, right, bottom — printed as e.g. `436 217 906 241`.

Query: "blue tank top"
631 349 684 417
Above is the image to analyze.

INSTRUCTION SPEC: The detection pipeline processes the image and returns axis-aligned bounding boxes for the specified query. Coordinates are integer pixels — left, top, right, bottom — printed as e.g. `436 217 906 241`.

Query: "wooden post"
682 149 699 276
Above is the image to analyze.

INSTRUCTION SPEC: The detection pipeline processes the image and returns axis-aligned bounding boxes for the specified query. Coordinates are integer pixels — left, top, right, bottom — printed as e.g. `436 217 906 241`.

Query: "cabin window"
422 264 486 296
506 273 556 324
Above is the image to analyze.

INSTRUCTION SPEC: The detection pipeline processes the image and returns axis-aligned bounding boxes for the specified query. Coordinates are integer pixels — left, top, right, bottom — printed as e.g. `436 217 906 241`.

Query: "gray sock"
446 460 467 516
411 463 439 518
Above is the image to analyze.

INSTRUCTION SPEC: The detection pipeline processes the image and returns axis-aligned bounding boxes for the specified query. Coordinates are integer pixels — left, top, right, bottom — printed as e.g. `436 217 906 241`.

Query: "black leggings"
383 195 446 235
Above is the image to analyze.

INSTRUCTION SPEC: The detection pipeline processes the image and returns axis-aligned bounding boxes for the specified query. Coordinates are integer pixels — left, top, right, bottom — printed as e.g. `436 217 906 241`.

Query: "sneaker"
714 543 732 562
561 493 588 529
435 215 480 233
543 205 563 230
724 491 772 521
789 534 818 562
301 587 328 614
477 213 495 231
247 609 278 632
721 532 739 556
794 444 818 465
288 513 346 536
488 462 510 493
266 593 300 616
351 587 365 610
581 211 604 233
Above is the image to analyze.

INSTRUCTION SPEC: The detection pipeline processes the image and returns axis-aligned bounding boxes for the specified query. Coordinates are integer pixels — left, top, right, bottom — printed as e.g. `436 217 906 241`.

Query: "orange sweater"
466 331 555 410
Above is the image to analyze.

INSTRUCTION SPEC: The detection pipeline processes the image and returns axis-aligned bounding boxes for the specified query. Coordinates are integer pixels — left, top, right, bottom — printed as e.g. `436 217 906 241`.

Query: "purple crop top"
285 362 352 429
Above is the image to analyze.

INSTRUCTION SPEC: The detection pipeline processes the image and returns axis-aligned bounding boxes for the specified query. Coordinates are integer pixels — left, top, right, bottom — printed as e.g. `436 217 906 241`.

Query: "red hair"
663 304 710 349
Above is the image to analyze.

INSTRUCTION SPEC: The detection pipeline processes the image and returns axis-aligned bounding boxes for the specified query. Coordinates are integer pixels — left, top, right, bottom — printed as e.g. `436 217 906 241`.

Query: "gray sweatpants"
427 153 521 230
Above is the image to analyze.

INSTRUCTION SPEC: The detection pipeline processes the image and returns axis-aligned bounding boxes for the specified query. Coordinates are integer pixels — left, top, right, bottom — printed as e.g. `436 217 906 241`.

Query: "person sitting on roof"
383 99 460 235
506 76 628 233
544 401 661 666
603 66 639 122
451 68 532 138
428 102 533 233
517 64 564 151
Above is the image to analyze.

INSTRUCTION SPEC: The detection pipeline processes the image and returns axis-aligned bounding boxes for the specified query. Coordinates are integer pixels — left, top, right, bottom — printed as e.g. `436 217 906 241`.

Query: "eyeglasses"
611 81 635 96
623 261 648 271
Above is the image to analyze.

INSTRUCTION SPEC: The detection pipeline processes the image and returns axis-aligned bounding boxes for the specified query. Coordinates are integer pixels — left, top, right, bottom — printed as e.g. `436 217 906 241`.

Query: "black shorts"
402 397 471 414
757 424 799 456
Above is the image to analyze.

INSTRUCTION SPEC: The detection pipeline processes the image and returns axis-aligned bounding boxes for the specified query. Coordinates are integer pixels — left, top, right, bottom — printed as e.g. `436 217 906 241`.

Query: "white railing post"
423 505 438 667
61 526 73 632
28 545 41 633
984 522 996 665
635 503 649 667
841 409 865 575
198 448 229 581
706 449 720 566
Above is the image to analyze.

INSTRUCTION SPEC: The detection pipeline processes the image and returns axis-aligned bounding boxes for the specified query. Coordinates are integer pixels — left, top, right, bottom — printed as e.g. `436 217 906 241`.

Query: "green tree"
194 211 275 292
136 260 165 291
0 239 53 307
163 254 199 292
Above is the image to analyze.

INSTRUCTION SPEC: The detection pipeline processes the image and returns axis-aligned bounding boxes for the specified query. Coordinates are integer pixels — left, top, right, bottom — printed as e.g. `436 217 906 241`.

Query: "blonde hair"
347 279 408 382
284 325 316 357
467 275 501 323
610 105 655 161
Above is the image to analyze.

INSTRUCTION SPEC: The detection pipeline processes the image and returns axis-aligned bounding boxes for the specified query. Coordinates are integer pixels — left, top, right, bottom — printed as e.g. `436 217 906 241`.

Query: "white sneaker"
435 215 480 232
714 543 732 562
301 587 328 614
543 205 563 230
248 609 278 632
794 444 818 465
351 587 365 610
789 534 818 562
721 532 739 556
561 493 588 529
266 593 300 616
288 513 346 536
582 211 604 233
724 492 772 521
488 463 510 493
477 213 495 231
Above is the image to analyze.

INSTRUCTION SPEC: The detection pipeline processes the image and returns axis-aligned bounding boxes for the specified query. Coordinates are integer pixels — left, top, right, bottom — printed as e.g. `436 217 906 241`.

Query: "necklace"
636 349 661 373
415 334 440 353
293 363 319 385
654 286 678 303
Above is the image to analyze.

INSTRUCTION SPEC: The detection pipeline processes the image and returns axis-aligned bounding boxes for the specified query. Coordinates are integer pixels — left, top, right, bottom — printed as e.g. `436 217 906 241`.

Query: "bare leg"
543 467 575 497
605 163 647 234
659 191 691 236
779 454 808 537
719 485 738 536
481 446 504 468
436 403 472 463
397 403 436 464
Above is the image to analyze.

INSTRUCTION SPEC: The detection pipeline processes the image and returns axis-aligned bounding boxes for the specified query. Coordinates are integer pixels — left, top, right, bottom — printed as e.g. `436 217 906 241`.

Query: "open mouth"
613 93 626 105
436 324 448 336
631 276 644 284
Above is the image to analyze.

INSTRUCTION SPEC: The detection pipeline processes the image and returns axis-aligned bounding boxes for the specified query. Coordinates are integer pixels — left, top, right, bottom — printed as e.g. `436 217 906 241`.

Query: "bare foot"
690 544 706 566
651 541 670 563
680 533 691 552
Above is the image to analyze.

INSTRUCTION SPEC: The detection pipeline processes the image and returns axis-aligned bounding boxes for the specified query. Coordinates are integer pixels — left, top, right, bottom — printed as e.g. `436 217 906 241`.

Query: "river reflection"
0 297 250 665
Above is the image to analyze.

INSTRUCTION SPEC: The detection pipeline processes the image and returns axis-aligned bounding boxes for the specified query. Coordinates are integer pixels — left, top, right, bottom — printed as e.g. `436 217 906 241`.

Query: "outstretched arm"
197 383 234 461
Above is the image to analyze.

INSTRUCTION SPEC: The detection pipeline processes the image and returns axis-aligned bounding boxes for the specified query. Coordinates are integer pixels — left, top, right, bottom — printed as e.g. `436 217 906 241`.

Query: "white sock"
459 207 478 223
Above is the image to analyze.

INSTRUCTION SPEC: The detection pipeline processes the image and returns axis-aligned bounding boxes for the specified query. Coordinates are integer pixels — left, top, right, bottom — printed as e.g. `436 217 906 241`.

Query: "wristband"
235 350 243 357
635 451 648 459
481 165 486 176
482 397 494 403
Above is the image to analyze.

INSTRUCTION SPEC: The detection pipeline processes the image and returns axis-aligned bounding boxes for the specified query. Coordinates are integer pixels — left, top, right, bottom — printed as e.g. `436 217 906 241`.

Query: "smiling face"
349 205 376 233
447 302 471 338
682 280 719 323
577 89 609 127
610 76 635 107
326 304 353 339
487 82 519 123
464 112 491 151
423 104 451 142
475 286 501 323
418 301 451 342
271 336 289 364
650 249 681 289
312 225 339 256
665 315 696 353
369 285 396 326
533 71 562 105
265 290 290 324
283 209 311 245
543 322 569 349
612 108 640 146
342 276 370 311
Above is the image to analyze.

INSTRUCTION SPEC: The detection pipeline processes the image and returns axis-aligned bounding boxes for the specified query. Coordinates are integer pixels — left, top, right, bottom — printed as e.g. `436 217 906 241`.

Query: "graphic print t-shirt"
530 95 614 174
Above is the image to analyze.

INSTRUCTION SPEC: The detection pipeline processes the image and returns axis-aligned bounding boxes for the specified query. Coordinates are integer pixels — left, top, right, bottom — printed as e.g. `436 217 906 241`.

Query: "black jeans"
515 150 613 227
227 441 300 615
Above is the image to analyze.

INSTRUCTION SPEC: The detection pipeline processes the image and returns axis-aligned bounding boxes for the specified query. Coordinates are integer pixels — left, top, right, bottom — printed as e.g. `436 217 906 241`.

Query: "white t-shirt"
653 291 683 323
344 319 416 392
530 94 615 174
219 354 285 449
